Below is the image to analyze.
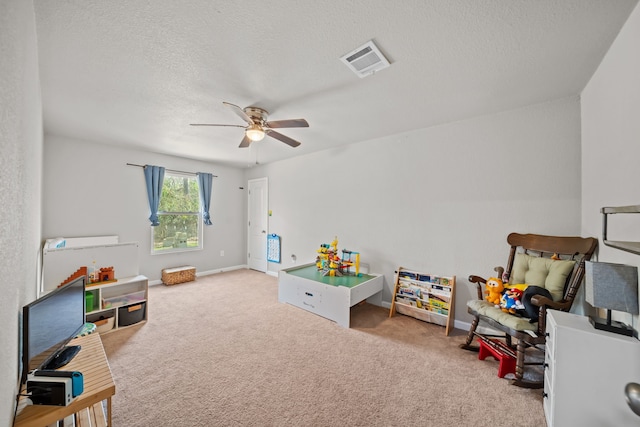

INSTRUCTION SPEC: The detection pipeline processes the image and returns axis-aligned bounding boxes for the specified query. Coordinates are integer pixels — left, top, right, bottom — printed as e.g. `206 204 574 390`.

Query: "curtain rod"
126 163 218 177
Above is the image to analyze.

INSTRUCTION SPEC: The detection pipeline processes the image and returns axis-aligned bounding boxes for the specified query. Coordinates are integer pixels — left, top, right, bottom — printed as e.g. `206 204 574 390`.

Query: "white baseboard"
148 264 249 286
197 264 248 277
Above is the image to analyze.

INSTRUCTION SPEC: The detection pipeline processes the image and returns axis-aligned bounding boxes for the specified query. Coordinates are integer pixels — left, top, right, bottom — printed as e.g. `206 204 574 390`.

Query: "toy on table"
315 236 361 277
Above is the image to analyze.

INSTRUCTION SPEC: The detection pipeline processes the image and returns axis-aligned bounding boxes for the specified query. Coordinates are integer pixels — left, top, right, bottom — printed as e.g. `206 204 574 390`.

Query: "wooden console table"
14 333 115 427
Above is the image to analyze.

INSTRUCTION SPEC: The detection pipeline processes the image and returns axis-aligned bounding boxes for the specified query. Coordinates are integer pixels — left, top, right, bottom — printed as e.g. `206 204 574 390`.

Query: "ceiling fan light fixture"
246 124 265 141
194 101 306 148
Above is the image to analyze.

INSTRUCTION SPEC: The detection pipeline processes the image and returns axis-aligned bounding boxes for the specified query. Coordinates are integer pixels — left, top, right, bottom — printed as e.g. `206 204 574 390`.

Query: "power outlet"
220 250 225 257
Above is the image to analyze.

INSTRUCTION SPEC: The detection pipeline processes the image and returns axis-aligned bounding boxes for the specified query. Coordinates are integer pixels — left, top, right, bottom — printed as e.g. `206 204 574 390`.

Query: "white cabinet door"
547 310 640 426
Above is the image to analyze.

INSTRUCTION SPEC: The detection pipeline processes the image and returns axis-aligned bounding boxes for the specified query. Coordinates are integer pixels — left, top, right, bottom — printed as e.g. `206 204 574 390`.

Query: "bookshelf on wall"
389 267 456 335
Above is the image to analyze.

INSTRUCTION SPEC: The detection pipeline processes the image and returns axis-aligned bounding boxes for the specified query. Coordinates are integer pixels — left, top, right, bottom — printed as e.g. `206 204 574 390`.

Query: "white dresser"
544 310 640 426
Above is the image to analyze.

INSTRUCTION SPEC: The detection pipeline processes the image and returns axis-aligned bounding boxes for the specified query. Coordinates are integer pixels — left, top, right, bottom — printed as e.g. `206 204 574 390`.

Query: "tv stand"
15 333 115 426
43 345 81 370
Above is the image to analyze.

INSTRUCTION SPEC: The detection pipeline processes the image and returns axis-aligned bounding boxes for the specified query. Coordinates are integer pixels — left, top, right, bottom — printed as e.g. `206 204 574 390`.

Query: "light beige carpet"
101 269 545 426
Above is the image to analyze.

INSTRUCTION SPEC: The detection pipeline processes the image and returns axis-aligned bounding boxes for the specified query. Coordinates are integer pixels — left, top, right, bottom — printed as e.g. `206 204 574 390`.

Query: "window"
151 172 202 254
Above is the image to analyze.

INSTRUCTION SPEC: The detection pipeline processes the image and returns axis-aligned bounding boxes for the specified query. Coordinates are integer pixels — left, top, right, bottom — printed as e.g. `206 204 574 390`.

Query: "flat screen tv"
21 275 86 384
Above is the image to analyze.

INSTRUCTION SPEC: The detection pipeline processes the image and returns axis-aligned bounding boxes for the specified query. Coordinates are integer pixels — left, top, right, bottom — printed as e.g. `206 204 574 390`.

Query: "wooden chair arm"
530 295 571 334
468 275 487 300
530 295 571 311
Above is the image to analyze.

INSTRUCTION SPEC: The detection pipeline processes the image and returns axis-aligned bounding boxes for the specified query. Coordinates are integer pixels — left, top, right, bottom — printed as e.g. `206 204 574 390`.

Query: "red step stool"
478 337 517 378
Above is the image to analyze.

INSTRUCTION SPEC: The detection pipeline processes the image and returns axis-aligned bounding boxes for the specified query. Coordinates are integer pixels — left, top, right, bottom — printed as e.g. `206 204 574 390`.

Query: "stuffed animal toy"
485 277 505 306
501 287 525 314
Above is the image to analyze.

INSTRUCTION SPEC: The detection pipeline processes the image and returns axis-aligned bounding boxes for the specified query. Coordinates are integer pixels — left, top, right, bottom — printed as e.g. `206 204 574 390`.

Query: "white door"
247 178 268 272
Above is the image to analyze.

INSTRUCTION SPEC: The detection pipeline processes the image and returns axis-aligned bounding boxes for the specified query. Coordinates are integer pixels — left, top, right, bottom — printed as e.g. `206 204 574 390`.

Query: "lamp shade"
585 261 639 315
245 124 265 141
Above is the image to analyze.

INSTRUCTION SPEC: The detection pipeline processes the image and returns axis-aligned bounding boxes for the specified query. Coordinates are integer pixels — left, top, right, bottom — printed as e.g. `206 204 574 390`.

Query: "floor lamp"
585 261 639 337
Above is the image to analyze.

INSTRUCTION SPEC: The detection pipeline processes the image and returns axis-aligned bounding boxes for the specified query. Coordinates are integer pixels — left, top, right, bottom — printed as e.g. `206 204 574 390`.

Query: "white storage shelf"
85 275 148 334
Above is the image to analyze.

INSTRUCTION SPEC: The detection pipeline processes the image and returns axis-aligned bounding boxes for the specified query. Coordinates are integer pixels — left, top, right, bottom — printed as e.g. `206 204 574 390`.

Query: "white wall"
245 96 583 325
0 0 43 424
42 136 247 281
582 3 640 327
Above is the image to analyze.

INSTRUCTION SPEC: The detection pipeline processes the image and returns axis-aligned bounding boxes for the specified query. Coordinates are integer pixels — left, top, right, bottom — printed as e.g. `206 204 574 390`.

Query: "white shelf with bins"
40 236 147 334
389 267 456 335
85 275 148 334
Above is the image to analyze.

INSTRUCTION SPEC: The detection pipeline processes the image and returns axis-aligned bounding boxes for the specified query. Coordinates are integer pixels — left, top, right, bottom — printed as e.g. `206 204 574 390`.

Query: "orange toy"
485 277 505 305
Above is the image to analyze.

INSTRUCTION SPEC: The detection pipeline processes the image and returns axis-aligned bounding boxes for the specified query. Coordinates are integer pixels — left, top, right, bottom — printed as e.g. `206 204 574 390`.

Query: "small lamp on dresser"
585 261 639 337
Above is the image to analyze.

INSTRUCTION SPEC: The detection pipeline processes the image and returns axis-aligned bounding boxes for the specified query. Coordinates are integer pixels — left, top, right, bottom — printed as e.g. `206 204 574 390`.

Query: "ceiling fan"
190 102 309 148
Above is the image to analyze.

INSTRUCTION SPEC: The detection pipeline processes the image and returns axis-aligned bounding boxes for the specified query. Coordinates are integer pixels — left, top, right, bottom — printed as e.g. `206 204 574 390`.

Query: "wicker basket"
162 266 196 285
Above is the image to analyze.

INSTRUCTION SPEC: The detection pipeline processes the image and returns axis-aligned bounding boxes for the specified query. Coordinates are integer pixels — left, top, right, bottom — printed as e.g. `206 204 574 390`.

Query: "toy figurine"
484 277 504 306
501 287 525 314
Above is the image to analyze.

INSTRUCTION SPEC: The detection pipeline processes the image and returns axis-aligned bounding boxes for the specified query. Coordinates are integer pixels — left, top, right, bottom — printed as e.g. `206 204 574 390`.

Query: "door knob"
625 383 640 417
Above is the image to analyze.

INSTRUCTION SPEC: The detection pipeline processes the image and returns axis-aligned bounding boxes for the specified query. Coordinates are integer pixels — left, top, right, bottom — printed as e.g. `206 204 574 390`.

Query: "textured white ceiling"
33 0 638 168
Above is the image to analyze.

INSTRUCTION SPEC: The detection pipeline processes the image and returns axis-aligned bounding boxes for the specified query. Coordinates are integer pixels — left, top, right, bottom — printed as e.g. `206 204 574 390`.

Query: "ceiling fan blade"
266 130 301 148
190 123 246 128
238 135 252 148
266 118 309 129
223 101 254 125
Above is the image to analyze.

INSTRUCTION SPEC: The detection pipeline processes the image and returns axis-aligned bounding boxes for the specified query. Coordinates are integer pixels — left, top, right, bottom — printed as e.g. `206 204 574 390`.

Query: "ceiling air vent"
340 40 390 78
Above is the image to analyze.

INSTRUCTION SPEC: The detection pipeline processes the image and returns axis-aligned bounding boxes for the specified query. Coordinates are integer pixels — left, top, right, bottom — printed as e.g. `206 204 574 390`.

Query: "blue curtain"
144 165 165 226
197 172 213 226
